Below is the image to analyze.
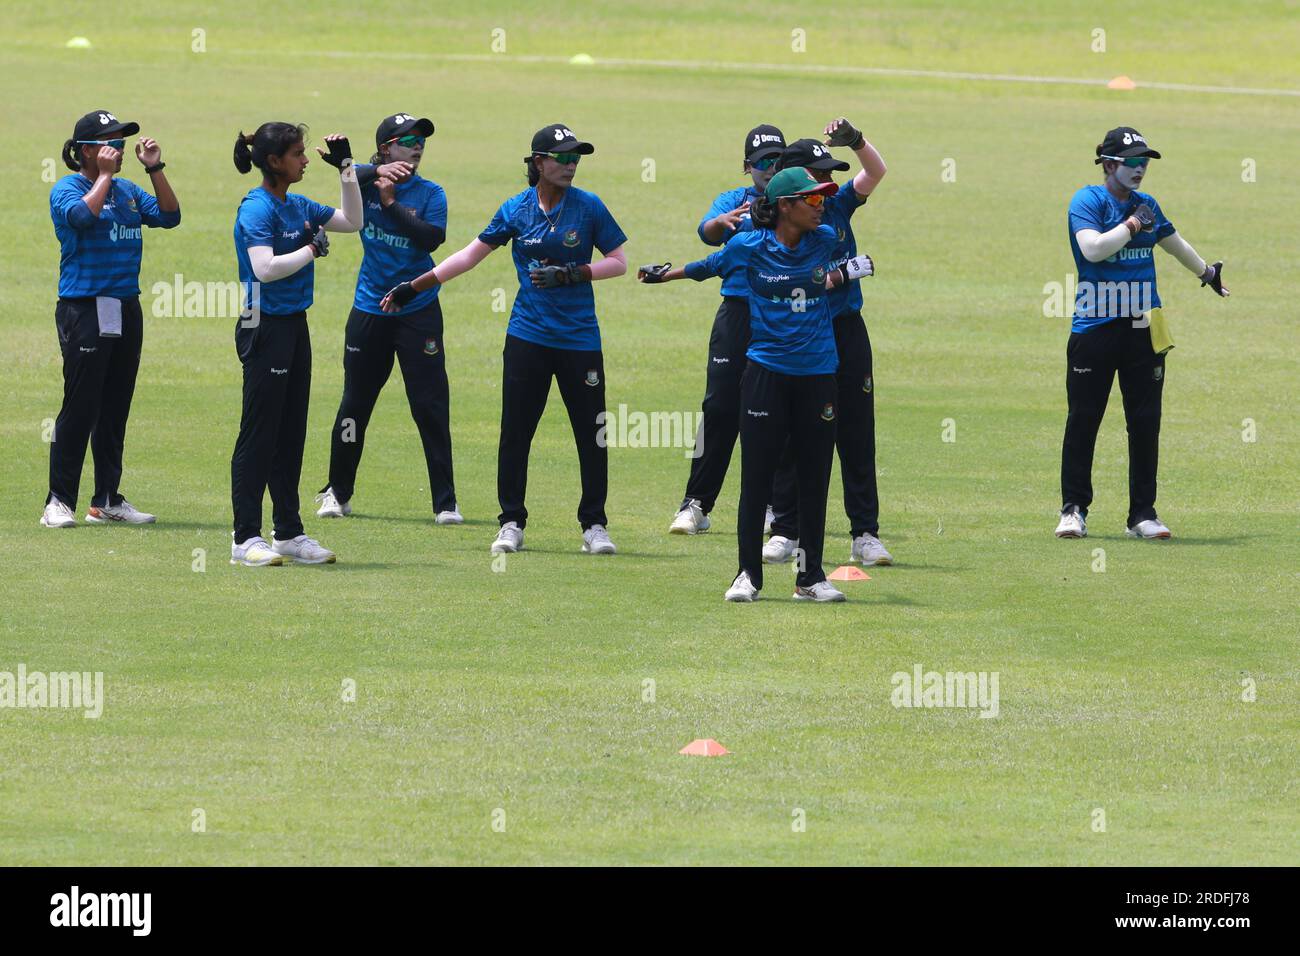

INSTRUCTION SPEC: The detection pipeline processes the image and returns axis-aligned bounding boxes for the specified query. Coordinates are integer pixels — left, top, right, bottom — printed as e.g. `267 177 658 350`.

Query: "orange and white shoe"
86 499 156 524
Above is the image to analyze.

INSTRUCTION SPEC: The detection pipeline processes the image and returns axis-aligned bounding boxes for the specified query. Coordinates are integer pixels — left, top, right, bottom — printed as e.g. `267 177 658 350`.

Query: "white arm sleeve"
247 244 315 283
1157 231 1208 276
1075 224 1133 263
324 163 363 233
431 239 495 283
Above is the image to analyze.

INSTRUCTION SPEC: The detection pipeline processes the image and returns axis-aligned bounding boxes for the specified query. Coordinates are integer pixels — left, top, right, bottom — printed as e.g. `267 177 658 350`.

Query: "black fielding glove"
825 117 865 150
638 262 672 283
530 263 586 288
387 281 417 307
1131 202 1156 232
309 225 330 258
320 136 353 169
1200 261 1229 297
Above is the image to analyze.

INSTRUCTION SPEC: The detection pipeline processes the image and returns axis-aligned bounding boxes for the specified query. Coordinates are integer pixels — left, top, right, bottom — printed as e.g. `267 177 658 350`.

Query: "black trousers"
738 362 837 590
324 303 455 513
230 312 312 544
1061 318 1166 527
680 296 750 513
48 296 144 510
771 309 878 539
498 333 607 530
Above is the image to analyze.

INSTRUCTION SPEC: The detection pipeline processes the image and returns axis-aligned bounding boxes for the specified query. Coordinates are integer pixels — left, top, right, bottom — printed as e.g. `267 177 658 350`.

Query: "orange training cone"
679 738 730 756
1107 75 1137 90
828 565 871 581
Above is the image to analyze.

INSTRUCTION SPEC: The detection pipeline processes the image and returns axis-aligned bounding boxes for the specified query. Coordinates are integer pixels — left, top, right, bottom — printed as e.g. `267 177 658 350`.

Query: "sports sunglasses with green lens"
547 152 582 165
387 134 425 148
749 157 777 171
1101 155 1150 168
78 139 126 150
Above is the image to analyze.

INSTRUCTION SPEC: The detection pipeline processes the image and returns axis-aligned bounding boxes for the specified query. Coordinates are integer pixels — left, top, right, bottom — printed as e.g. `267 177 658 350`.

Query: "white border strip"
241 49 1300 98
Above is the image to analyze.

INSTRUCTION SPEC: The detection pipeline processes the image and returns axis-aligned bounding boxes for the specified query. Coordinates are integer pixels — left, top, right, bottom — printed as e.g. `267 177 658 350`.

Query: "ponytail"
61 138 81 171
525 155 541 187
233 122 307 176
233 131 254 174
750 195 778 229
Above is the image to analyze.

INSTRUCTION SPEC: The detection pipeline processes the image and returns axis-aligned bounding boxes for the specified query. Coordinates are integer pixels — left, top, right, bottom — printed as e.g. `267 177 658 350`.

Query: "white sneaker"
86 499 156 524
763 535 799 563
491 522 524 554
435 506 464 525
231 535 284 567
764 506 775 536
315 488 350 518
1055 507 1087 538
669 499 711 535
40 499 77 528
271 534 337 564
794 581 847 602
851 533 893 566
725 571 759 602
1127 517 1171 539
582 524 617 555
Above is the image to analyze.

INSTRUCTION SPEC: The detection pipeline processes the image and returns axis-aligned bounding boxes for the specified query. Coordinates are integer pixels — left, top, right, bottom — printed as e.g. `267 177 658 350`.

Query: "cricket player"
641 167 877 603
42 110 180 529
382 124 628 557
315 112 461 526
668 124 786 536
765 118 892 568
1056 126 1229 540
229 123 363 566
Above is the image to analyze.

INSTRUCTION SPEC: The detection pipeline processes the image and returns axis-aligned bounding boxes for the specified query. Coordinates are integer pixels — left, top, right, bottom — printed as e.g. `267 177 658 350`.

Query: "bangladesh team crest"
562 229 580 248
585 368 600 387
863 375 873 393
1153 365 1163 382
812 266 827 284
423 337 439 355
820 403 835 421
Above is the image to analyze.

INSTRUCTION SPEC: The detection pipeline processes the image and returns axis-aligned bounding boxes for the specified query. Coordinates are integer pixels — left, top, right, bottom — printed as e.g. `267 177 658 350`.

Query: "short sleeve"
478 200 516 247
591 196 627 254
299 195 335 229
1150 198 1175 240
685 233 751 280
422 185 448 231
1068 189 1104 235
236 199 274 248
829 181 865 220
50 180 93 229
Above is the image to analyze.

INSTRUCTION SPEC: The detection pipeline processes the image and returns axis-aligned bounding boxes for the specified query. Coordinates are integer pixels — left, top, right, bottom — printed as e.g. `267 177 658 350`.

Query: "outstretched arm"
380 238 497 311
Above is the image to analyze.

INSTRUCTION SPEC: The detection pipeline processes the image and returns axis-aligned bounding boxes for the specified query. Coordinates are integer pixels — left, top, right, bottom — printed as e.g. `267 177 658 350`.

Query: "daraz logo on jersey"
362 221 410 249
108 223 142 242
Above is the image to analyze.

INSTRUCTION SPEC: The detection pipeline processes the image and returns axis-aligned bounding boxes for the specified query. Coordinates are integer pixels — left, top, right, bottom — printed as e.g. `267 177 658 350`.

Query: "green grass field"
1 2 1297 865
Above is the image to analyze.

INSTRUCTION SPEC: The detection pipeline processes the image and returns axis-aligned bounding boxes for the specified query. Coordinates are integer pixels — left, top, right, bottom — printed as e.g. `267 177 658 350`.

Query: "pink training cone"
828 565 871 581
1107 75 1137 90
679 738 730 756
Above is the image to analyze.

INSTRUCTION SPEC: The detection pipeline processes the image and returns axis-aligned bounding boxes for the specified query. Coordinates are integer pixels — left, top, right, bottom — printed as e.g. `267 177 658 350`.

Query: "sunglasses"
386 134 425 148
749 157 777 172
1101 155 1150 168
546 152 582 165
78 139 126 150
781 192 826 208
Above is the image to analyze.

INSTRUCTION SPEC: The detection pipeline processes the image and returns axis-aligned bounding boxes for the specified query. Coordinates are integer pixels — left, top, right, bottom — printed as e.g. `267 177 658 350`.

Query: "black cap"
530 124 595 157
1095 126 1161 164
73 110 140 143
744 124 786 163
776 138 850 173
375 112 435 148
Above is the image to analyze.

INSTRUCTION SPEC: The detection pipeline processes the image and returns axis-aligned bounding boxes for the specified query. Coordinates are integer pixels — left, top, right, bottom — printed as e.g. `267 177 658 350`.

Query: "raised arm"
315 134 363 233
824 118 887 199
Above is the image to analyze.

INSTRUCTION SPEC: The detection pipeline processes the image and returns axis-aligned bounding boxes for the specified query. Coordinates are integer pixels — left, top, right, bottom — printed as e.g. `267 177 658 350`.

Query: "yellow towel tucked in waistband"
1147 307 1174 354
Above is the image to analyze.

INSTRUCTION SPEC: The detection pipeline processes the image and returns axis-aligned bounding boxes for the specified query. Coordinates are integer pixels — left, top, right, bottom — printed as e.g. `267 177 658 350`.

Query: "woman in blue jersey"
42 110 180 529
668 123 785 536
381 123 628 557
229 122 363 567
1055 127 1229 542
640 166 876 602
765 118 893 569
315 112 461 526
